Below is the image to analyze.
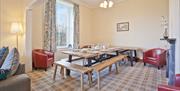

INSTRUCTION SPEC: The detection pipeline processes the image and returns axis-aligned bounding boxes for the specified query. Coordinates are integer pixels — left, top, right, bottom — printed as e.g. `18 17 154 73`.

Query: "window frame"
56 0 74 49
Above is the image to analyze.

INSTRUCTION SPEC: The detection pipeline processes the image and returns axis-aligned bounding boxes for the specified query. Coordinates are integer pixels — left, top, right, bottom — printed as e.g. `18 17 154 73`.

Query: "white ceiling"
71 0 127 8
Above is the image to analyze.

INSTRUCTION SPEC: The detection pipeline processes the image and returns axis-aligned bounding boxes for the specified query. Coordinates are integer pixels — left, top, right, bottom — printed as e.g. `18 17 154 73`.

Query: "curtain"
73 4 80 49
43 0 56 52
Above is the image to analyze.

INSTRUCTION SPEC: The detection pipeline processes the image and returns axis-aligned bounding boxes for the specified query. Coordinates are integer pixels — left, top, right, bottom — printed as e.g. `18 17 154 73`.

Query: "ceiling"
26 0 127 8
71 0 127 8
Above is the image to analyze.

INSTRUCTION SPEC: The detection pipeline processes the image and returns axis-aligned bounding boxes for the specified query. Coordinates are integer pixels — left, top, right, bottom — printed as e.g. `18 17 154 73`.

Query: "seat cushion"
0 69 10 80
1 48 19 76
0 47 9 67
147 57 157 61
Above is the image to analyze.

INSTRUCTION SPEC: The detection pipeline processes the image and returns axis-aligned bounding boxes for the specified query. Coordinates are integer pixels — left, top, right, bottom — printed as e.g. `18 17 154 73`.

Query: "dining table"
61 46 143 76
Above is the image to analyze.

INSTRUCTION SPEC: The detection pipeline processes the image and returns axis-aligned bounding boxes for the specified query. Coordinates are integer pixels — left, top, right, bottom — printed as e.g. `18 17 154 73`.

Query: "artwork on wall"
117 22 129 32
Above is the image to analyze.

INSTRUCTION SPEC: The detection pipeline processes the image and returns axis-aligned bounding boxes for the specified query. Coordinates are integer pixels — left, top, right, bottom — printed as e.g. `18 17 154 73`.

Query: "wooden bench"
92 55 127 91
53 60 93 91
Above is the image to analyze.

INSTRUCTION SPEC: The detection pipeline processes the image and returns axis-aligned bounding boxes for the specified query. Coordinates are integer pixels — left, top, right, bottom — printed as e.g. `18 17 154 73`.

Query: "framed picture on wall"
117 22 129 32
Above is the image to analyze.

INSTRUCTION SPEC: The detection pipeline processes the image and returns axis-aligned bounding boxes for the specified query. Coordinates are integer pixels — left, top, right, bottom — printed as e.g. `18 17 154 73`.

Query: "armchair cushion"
0 74 31 91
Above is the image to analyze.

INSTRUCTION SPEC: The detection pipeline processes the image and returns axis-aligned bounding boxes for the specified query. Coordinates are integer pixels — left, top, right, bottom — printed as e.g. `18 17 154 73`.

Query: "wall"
92 0 169 50
79 5 93 46
0 0 26 62
31 4 44 49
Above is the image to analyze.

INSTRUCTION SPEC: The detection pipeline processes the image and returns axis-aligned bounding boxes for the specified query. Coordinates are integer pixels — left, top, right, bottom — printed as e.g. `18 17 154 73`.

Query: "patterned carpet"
28 61 167 91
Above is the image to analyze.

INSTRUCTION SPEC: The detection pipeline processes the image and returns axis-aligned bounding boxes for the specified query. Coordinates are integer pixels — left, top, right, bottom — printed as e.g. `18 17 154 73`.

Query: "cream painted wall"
91 0 169 50
0 0 26 62
31 4 44 49
79 5 93 46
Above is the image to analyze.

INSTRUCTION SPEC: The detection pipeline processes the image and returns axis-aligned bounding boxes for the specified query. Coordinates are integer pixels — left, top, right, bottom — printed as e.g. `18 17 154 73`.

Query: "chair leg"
80 74 84 91
97 72 100 91
144 62 146 66
45 68 47 71
53 65 58 81
35 68 37 70
158 66 160 70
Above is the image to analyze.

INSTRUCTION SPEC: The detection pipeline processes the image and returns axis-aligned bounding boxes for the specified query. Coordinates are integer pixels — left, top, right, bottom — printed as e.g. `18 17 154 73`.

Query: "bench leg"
64 68 67 78
60 66 64 79
115 63 118 74
109 65 112 72
81 74 84 91
88 71 92 87
53 65 58 81
97 72 100 91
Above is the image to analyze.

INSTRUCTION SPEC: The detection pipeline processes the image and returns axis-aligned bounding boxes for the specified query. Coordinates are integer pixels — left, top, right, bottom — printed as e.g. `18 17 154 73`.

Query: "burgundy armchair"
158 74 180 91
32 49 54 71
143 48 166 69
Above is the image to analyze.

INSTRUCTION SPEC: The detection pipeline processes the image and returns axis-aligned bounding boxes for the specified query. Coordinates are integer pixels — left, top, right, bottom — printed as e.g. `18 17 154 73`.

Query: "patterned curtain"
73 4 80 49
43 0 56 52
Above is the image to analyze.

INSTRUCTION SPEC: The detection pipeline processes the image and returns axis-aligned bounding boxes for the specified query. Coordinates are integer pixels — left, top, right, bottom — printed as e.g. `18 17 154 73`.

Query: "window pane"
56 0 74 48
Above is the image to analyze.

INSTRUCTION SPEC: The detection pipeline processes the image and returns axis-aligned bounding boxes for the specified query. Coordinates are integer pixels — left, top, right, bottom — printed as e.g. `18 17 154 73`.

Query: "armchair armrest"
175 74 180 87
156 51 166 64
0 74 31 91
44 51 54 55
158 85 180 91
44 51 54 58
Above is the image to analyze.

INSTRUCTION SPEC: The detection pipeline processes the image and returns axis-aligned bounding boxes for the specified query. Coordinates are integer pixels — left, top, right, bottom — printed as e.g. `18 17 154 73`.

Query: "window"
56 0 74 48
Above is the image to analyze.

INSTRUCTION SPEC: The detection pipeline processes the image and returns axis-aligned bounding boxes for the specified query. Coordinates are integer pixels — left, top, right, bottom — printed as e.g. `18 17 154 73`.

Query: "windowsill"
56 46 69 51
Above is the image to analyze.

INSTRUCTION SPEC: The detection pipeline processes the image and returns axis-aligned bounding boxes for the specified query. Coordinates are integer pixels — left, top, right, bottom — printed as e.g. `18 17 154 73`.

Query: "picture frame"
117 22 129 32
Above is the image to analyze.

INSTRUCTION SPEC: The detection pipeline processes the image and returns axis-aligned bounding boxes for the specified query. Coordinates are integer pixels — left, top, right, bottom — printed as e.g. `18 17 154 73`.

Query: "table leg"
116 51 119 56
133 50 138 62
129 50 134 67
66 55 72 76
87 58 92 67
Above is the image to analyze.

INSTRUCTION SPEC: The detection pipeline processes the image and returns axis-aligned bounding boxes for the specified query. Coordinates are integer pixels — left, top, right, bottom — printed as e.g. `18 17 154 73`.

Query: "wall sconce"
11 22 23 49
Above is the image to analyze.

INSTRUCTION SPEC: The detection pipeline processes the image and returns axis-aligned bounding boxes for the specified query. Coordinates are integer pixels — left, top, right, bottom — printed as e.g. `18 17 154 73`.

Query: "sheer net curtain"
43 0 57 52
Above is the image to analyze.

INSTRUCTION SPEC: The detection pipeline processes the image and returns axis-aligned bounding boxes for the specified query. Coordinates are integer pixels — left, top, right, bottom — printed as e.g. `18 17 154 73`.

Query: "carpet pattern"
28 61 167 91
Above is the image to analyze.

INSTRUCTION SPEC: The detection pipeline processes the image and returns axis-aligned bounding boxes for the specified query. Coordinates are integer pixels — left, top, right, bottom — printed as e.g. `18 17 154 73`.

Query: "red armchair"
143 48 166 69
158 74 180 91
32 49 54 71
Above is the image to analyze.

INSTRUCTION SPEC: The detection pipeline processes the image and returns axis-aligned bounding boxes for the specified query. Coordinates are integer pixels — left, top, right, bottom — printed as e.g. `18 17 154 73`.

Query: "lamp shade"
11 22 22 34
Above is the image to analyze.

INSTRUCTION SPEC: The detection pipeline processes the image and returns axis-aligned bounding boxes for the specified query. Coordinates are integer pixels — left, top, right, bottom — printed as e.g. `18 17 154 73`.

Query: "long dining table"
61 46 143 76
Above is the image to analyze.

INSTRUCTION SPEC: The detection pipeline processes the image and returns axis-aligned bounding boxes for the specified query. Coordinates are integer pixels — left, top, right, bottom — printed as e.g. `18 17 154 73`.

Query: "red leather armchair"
32 49 54 71
143 48 166 69
158 74 180 91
